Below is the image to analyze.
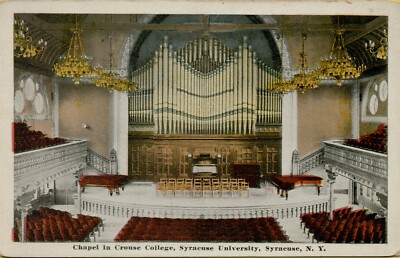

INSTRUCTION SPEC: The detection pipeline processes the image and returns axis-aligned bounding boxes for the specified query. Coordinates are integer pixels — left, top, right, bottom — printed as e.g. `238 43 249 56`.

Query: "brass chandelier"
92 68 137 92
365 28 387 60
290 33 320 94
53 16 93 84
273 33 320 94
91 36 137 92
319 21 365 86
14 17 47 58
273 75 297 94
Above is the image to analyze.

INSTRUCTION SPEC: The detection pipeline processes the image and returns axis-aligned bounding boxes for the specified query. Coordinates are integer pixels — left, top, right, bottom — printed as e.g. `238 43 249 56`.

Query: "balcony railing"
86 149 111 174
299 147 325 174
14 140 88 194
80 195 329 220
324 140 387 189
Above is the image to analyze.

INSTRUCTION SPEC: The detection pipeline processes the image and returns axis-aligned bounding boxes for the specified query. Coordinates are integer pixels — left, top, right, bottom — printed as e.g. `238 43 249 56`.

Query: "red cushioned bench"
271 175 323 200
79 175 129 196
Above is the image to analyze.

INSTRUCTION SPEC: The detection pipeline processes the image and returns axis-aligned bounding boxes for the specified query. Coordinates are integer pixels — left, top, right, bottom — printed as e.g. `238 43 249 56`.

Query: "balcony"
324 140 387 191
14 140 88 195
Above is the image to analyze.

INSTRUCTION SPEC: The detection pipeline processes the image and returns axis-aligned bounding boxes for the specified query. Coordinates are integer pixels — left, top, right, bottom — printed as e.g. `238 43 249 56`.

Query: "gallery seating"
24 207 102 242
300 206 386 243
13 122 68 153
344 124 387 153
114 217 288 242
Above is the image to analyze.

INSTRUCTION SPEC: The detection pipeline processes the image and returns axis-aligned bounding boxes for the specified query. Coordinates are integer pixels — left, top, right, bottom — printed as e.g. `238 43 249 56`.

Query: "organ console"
129 35 282 135
192 154 218 177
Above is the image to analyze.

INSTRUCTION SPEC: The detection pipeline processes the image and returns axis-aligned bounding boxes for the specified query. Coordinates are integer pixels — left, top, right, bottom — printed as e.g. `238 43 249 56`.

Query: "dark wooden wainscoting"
128 131 281 182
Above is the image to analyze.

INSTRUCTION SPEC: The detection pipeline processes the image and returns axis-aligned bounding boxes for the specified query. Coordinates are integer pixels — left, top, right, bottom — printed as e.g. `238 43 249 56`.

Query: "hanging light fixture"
290 33 320 94
318 17 365 86
53 15 93 84
272 28 297 94
91 35 137 92
273 75 297 94
365 28 387 60
14 17 47 58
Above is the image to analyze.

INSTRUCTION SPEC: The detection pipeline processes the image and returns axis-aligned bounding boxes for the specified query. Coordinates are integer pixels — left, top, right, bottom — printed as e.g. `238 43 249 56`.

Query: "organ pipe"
129 36 282 134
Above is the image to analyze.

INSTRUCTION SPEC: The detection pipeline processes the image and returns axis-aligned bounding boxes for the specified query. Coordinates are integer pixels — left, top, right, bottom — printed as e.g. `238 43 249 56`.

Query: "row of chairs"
156 177 250 198
115 217 288 242
300 207 386 243
24 207 102 242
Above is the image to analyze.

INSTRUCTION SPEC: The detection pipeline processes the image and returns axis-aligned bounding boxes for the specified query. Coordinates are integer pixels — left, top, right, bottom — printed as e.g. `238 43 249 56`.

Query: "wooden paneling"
129 132 281 181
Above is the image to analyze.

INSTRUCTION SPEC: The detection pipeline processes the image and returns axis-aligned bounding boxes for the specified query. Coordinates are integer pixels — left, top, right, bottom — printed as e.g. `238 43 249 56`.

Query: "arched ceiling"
14 14 387 75
128 14 281 73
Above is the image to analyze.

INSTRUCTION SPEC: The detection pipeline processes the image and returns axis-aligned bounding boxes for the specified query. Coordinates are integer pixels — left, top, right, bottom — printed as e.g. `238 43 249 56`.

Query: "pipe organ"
129 36 281 134
129 36 282 180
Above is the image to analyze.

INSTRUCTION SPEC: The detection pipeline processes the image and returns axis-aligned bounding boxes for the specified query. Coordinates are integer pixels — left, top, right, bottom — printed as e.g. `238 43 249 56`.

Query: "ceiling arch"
15 14 387 76
127 14 283 75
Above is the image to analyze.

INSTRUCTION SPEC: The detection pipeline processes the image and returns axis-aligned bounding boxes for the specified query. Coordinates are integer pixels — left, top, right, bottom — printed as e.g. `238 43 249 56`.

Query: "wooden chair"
156 178 168 196
184 178 193 196
230 178 239 197
193 178 202 197
167 178 176 196
239 179 249 197
175 178 185 196
211 178 221 197
220 178 231 197
202 177 212 198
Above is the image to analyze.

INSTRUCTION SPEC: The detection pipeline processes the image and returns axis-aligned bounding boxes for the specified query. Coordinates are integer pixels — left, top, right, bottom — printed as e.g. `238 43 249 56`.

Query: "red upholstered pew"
13 122 68 153
24 207 102 242
271 175 323 200
300 207 386 243
114 217 288 242
344 124 387 153
79 175 129 196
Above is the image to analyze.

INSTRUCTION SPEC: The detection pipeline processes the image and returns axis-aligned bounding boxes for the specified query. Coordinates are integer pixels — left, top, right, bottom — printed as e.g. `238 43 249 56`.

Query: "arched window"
14 74 49 121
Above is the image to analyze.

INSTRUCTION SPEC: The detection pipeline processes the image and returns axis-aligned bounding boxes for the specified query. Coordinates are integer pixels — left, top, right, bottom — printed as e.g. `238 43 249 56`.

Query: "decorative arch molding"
117 14 296 175
120 14 292 76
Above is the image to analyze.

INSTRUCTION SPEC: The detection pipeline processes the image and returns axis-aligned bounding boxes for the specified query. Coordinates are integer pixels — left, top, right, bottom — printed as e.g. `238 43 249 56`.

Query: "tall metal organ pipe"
129 36 282 134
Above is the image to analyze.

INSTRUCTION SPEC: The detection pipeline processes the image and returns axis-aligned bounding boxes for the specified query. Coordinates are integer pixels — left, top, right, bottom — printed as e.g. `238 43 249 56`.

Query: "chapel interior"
12 13 388 244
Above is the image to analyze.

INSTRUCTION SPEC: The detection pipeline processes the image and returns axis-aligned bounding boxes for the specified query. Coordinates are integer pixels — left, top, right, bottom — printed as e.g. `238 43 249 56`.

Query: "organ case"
128 35 283 181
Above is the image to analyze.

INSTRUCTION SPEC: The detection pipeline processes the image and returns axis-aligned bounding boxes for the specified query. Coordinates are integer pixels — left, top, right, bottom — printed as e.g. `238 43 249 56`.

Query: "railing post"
325 164 337 220
291 149 300 175
77 181 82 213
20 205 30 242
110 149 118 174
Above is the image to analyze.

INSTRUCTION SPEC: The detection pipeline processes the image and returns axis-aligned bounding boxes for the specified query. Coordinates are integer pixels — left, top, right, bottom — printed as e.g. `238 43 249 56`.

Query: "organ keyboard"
192 165 218 174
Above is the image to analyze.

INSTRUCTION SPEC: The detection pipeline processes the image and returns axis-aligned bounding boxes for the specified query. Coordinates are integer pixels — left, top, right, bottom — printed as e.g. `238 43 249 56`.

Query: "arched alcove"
127 14 283 75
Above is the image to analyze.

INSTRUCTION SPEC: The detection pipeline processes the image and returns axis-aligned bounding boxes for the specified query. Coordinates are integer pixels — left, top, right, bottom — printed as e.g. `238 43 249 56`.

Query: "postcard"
0 0 399 257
